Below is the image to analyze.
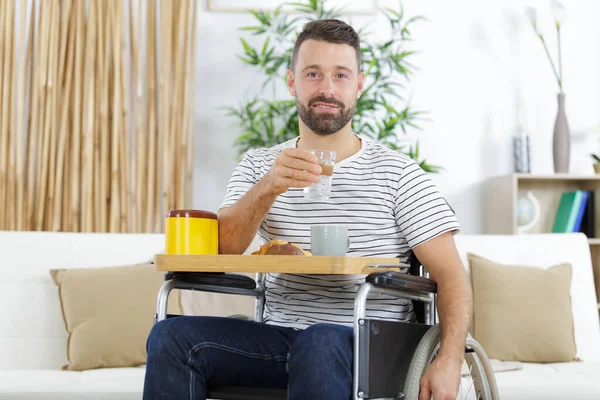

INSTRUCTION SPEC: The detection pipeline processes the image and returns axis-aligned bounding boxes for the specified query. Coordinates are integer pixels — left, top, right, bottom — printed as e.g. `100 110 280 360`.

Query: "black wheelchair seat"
208 387 286 400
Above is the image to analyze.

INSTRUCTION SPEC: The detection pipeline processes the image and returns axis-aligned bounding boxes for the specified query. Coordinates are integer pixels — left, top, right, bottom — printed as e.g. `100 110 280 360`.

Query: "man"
144 19 472 400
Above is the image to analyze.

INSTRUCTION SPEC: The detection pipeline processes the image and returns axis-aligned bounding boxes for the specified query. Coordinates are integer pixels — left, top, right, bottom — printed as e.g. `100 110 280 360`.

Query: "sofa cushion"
51 264 181 371
181 290 256 318
493 361 600 400
468 253 577 362
0 367 145 400
454 233 600 362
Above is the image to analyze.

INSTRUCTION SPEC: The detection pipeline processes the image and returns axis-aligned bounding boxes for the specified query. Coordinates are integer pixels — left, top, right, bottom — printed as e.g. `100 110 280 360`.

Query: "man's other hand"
418 355 462 400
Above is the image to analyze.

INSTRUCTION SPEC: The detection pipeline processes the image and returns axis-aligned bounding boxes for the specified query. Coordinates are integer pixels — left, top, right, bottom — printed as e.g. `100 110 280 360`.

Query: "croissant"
251 239 311 256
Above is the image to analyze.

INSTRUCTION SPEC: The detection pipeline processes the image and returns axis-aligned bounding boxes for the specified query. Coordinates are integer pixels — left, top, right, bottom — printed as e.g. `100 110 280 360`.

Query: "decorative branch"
525 3 566 93
0 0 196 232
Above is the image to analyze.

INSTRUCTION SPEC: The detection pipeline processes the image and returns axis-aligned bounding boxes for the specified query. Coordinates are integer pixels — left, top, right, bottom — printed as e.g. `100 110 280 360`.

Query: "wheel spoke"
465 362 475 398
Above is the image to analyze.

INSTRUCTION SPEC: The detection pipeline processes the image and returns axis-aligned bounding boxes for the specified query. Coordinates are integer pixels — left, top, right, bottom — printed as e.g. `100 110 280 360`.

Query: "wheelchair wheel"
403 324 499 400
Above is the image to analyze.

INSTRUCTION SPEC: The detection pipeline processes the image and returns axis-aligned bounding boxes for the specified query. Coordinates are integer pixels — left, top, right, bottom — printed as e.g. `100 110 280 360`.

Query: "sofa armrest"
366 271 437 295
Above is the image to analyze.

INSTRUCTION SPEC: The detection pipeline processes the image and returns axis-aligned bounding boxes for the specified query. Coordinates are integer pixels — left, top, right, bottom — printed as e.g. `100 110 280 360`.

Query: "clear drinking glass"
303 149 336 201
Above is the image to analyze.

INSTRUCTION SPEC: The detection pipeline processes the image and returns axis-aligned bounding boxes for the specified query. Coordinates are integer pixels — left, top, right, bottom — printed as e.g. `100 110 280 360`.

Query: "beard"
296 95 355 136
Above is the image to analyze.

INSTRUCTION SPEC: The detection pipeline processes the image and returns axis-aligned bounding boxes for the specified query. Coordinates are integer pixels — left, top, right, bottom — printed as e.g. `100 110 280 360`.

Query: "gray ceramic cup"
310 225 350 256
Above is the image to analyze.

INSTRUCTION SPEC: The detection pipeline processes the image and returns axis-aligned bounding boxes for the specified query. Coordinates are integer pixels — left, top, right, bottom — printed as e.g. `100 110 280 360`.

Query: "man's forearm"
413 233 472 365
217 179 279 254
436 273 473 363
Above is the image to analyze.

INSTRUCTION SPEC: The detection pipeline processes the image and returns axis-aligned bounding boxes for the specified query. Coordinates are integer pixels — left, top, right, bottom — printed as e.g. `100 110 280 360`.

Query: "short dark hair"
291 19 361 72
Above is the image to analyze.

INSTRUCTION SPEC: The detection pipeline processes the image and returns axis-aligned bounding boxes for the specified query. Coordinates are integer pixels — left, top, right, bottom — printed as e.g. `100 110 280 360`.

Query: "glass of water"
304 149 336 201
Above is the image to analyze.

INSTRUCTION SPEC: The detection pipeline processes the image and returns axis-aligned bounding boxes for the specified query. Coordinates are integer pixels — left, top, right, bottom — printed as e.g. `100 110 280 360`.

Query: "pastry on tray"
251 239 311 256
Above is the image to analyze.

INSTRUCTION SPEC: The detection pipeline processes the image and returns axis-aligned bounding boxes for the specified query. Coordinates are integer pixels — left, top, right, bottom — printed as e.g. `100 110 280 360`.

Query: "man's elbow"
217 209 235 254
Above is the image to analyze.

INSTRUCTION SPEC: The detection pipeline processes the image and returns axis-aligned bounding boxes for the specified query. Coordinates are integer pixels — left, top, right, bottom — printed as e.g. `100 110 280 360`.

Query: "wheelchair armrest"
366 271 437 294
165 272 257 290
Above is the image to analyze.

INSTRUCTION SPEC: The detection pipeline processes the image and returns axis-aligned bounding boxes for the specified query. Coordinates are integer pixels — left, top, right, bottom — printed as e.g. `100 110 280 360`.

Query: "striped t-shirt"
219 135 460 330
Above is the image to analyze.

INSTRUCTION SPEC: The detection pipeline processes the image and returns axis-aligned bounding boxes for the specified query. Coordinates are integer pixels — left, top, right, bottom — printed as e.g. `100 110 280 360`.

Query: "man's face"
288 39 364 136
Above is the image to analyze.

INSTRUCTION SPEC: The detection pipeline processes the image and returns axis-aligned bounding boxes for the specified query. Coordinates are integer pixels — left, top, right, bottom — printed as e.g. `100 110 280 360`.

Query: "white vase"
553 93 570 173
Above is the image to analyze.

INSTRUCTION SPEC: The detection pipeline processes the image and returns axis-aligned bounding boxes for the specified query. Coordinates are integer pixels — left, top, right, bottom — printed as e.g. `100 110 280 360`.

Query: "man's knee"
147 316 252 368
147 317 215 361
146 318 185 359
288 323 353 368
287 323 353 398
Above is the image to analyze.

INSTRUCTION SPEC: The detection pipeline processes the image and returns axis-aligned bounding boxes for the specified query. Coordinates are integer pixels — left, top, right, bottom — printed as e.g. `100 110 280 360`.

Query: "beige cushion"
51 263 182 371
468 253 577 363
181 290 255 318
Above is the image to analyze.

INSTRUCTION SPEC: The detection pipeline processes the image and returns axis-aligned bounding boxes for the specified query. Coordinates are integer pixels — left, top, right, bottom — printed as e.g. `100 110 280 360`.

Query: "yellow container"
165 210 219 255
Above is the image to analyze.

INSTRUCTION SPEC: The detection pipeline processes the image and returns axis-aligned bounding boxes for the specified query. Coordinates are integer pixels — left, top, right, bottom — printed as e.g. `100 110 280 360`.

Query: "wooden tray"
154 254 406 274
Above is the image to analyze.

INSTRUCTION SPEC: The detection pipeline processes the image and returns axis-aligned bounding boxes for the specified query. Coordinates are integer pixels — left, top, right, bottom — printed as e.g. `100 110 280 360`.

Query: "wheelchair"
154 253 499 400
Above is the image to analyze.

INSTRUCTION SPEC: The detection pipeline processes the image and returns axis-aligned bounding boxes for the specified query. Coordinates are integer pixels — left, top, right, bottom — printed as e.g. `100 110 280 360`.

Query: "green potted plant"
591 154 600 174
223 0 441 172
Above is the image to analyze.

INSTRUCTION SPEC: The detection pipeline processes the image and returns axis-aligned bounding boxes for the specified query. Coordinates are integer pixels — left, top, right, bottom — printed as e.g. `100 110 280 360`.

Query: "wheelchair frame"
154 263 496 400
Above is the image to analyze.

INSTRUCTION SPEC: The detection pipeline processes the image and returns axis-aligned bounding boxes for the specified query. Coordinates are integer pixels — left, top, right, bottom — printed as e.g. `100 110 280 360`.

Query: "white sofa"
0 231 165 400
0 231 599 399
453 233 600 400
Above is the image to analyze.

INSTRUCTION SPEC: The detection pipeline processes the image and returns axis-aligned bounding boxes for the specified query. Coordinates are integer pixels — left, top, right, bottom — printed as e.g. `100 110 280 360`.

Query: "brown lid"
166 209 218 220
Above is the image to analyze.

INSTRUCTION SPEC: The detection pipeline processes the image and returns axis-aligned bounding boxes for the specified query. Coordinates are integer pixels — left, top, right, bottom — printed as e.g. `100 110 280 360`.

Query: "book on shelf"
552 190 593 234
573 191 589 232
579 190 595 238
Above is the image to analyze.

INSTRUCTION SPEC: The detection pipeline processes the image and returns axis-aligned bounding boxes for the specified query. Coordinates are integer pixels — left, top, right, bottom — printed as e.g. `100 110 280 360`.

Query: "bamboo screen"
0 0 196 233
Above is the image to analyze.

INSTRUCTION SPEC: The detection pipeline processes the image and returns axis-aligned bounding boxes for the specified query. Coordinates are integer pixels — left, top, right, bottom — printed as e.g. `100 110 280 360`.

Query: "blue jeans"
143 316 353 400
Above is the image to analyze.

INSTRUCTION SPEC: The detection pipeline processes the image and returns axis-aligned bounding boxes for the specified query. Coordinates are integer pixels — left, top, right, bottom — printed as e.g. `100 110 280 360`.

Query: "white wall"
193 0 600 234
